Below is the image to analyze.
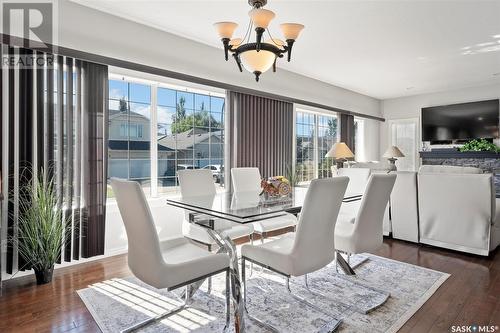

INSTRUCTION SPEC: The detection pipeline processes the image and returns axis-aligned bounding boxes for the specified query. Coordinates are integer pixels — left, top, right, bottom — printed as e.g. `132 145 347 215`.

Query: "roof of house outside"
158 128 222 150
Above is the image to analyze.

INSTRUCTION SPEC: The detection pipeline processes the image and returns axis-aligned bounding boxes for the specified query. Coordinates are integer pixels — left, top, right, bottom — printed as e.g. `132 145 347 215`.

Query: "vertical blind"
1 46 108 274
228 91 293 179
340 114 355 153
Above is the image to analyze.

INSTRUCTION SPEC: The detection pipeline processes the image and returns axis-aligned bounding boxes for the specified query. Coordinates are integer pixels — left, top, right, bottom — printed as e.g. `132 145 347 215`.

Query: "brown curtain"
340 114 355 153
1 46 108 274
228 91 293 181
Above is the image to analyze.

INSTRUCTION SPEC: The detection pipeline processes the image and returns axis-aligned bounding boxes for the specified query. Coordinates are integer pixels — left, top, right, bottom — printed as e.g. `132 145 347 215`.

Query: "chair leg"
335 251 339 273
185 285 191 305
121 287 188 333
336 251 356 275
241 257 247 310
285 277 342 330
249 235 254 277
259 233 265 274
242 258 280 332
207 244 212 294
225 269 230 330
207 277 212 294
304 274 310 290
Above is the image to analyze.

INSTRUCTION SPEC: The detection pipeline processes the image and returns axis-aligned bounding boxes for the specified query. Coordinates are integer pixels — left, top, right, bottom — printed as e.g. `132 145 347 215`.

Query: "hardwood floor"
1 237 499 333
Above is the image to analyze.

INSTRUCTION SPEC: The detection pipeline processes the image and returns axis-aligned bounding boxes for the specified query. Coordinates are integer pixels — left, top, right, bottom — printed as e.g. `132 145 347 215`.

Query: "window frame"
108 74 226 198
294 106 340 183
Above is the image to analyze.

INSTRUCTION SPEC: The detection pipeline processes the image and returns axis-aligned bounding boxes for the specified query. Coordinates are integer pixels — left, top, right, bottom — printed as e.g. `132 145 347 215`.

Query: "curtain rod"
1 33 384 122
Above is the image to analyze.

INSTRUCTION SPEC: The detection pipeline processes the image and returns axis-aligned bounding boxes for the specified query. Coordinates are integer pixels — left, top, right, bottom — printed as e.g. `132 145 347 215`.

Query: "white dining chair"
110 178 231 332
336 167 371 195
240 177 348 329
334 173 396 272
178 169 255 249
231 167 298 242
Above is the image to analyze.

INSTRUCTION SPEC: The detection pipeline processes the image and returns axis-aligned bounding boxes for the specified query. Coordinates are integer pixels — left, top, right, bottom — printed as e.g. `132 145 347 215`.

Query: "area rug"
77 254 449 332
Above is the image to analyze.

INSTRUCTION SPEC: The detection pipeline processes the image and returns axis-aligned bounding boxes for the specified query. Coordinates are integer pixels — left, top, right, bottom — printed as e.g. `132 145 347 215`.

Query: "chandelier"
213 0 304 82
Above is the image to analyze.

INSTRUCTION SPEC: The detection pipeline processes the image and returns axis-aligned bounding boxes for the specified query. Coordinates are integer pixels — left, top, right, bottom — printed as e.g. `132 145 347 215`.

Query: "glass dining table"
167 187 362 333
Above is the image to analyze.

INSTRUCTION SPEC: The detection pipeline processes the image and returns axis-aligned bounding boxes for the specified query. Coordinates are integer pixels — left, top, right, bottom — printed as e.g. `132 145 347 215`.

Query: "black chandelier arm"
221 38 230 61
254 71 262 82
232 53 243 72
255 27 265 51
286 39 295 62
231 42 286 57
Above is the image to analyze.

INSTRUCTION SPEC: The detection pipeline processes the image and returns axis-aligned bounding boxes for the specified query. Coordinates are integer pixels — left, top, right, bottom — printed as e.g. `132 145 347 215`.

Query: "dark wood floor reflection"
1 236 499 332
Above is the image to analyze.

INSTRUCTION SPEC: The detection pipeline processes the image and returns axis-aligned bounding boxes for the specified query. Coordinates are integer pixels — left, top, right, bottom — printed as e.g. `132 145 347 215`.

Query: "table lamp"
383 146 405 171
325 142 354 169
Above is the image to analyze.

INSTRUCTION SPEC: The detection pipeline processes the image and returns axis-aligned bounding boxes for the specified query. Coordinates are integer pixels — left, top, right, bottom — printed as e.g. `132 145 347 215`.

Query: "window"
354 118 366 161
296 112 315 183
107 76 225 197
295 109 338 183
389 118 418 171
108 80 151 193
317 115 338 178
157 87 225 193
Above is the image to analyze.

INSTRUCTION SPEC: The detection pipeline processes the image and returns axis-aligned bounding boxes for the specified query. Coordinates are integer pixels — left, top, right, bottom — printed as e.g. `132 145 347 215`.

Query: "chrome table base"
184 214 245 333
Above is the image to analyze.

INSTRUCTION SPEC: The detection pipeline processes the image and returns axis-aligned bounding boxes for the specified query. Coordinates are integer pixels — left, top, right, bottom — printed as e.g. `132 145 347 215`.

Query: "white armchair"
418 168 500 256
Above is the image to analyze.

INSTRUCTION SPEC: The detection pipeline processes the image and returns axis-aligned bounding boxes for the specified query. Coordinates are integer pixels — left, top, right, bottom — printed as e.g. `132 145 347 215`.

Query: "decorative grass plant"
13 169 70 285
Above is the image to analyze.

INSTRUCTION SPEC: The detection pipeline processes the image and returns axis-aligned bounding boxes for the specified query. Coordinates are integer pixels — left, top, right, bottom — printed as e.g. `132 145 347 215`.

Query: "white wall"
58 1 381 119
380 83 500 159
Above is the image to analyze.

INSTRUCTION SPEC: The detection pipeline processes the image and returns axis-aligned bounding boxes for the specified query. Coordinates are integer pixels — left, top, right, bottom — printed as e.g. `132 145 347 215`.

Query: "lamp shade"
325 142 354 159
248 8 275 29
213 22 238 39
240 49 276 73
265 38 285 50
383 146 405 158
229 38 243 49
280 23 304 40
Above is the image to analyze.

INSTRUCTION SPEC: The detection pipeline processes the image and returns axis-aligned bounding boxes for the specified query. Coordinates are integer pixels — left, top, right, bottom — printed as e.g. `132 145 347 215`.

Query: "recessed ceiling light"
493 34 500 39
406 86 414 90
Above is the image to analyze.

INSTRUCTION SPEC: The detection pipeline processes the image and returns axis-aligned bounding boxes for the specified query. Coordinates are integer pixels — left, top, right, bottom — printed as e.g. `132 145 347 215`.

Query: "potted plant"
12 169 69 285
459 139 500 153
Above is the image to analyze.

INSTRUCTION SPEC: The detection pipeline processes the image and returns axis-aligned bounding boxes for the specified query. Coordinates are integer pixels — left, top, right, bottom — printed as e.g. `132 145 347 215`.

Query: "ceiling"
72 0 500 100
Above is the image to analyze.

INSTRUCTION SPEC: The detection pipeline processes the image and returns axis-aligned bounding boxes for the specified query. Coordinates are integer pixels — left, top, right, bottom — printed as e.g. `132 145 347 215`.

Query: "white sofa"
418 165 500 256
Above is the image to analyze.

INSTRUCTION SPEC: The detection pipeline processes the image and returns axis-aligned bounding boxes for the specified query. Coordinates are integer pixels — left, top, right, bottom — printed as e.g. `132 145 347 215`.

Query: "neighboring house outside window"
107 77 225 197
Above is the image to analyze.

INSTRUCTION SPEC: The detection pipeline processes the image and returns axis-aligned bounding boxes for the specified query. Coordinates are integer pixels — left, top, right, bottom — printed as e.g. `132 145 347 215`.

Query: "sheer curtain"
1 46 108 275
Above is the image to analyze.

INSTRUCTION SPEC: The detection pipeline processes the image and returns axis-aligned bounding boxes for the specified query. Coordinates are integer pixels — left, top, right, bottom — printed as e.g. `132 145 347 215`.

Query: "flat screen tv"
422 99 499 144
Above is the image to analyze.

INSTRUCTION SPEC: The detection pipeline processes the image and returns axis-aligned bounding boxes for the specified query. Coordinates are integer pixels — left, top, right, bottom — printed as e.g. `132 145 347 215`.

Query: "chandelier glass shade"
213 0 304 81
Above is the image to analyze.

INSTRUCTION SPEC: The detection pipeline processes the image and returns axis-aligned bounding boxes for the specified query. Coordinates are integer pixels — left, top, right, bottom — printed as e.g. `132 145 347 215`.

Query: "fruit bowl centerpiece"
260 176 292 197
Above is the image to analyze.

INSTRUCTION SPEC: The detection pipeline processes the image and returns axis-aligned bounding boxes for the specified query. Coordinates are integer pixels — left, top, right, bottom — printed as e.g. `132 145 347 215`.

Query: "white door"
388 118 419 171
